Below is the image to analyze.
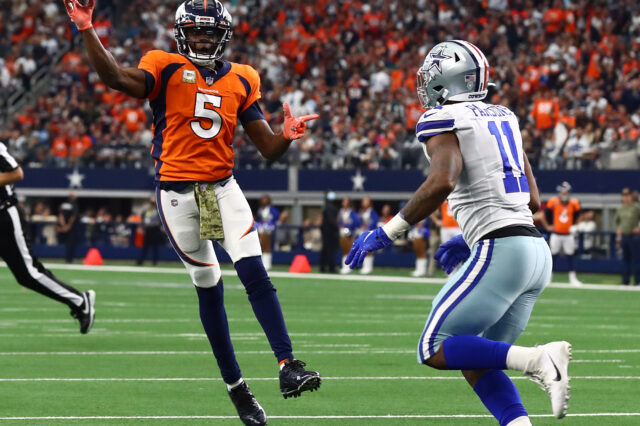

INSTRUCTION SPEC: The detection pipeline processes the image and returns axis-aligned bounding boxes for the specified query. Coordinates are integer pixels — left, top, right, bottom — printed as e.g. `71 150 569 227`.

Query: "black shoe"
227 381 267 426
71 290 96 334
279 359 321 399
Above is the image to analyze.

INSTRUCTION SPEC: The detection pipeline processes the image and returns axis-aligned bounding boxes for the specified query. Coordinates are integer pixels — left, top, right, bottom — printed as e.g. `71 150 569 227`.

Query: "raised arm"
63 0 147 98
244 103 318 161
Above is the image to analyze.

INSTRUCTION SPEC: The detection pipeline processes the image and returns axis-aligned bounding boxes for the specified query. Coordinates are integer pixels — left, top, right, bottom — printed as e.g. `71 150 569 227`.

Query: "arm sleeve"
0 143 19 172
415 108 456 143
239 101 266 126
138 51 163 100
238 65 262 114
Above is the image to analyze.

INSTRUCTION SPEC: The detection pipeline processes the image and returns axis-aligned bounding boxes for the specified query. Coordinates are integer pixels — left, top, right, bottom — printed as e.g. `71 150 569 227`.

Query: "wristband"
382 213 410 241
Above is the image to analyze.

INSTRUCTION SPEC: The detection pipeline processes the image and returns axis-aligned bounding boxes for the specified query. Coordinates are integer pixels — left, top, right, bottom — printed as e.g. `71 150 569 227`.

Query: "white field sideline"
1 262 639 291
1 413 640 420
0 375 638 382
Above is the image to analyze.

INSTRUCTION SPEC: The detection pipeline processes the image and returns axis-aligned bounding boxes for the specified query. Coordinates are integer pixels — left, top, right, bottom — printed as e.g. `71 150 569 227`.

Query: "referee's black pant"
0 205 84 309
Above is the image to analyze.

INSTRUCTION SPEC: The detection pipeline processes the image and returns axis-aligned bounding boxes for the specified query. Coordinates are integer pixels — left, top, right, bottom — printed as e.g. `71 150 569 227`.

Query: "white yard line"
1 413 639 421
0 375 637 383
2 262 638 291
0 349 639 356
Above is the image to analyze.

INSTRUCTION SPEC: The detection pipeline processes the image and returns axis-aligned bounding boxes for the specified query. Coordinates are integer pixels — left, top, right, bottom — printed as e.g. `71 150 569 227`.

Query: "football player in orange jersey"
541 182 582 286
64 1 320 424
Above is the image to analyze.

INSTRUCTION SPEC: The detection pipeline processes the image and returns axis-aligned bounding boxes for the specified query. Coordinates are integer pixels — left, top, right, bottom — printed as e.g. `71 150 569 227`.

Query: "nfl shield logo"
206 76 214 86
171 199 178 207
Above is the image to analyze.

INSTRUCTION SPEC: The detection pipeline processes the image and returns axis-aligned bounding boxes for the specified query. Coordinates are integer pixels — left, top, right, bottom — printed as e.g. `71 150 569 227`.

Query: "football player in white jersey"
346 40 572 424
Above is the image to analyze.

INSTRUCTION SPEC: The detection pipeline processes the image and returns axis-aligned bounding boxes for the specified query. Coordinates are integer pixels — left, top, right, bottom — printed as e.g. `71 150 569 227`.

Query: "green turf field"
0 262 639 425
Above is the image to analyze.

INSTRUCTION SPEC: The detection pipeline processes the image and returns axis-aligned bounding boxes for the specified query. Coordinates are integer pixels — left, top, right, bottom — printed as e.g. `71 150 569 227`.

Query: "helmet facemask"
174 0 233 67
175 23 231 66
417 67 450 108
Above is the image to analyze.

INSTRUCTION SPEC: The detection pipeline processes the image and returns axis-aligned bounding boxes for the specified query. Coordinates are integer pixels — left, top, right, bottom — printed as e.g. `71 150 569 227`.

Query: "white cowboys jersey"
416 101 533 246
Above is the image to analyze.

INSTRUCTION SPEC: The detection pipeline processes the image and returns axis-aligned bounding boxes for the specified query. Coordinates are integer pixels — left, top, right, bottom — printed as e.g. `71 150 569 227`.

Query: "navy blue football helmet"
174 0 232 66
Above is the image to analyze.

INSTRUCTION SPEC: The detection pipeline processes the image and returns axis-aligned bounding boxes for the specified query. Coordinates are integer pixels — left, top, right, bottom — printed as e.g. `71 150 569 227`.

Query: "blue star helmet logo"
428 47 452 74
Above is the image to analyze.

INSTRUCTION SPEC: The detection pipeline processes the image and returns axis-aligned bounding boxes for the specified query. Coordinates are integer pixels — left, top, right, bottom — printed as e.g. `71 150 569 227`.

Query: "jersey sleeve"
236 64 262 113
546 197 558 210
138 50 168 100
415 107 456 143
572 199 581 211
0 143 19 172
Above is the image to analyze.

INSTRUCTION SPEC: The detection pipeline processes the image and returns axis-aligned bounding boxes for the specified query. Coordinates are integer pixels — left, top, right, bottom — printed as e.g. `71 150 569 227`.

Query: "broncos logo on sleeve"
138 50 264 182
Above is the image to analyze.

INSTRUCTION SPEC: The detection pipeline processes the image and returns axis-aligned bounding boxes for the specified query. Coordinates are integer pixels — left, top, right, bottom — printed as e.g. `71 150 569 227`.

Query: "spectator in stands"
137 197 163 266
303 215 322 252
574 210 597 255
5 0 640 171
378 204 393 226
319 191 339 274
615 188 640 285
56 191 78 263
110 214 131 248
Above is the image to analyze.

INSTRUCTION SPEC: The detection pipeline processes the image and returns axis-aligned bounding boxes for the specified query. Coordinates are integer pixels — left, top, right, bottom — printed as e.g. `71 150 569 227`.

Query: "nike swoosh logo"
549 355 562 381
82 293 90 315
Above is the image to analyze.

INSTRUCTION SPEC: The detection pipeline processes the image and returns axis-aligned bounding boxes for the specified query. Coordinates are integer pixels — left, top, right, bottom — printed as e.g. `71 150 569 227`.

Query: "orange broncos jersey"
546 196 580 234
138 50 262 181
441 201 459 229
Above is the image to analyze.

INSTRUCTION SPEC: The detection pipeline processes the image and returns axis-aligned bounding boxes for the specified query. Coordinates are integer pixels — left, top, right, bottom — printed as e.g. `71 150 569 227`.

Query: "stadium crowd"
2 0 640 170
0 1 73 112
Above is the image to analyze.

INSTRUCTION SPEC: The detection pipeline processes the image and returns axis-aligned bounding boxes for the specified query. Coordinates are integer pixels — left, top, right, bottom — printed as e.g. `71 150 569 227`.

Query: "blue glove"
345 227 392 269
434 234 470 274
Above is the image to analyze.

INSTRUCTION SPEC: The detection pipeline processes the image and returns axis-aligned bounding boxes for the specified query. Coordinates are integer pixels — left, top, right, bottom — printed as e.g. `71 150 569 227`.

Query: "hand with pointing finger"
282 103 319 141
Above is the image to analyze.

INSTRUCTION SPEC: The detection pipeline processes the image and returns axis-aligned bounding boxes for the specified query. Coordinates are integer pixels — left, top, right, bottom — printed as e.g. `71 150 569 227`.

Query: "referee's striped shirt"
0 142 19 206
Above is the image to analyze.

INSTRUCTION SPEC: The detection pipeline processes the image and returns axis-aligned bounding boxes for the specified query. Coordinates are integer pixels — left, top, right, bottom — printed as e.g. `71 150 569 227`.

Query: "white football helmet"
416 40 490 108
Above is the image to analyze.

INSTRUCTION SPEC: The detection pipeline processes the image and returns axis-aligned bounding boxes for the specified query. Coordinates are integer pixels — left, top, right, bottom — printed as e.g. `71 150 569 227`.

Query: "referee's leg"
0 206 85 309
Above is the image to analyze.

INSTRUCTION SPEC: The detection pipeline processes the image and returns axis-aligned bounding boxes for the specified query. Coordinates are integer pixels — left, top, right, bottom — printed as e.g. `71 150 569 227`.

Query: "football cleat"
523 341 572 419
70 290 96 334
227 381 267 426
279 359 321 399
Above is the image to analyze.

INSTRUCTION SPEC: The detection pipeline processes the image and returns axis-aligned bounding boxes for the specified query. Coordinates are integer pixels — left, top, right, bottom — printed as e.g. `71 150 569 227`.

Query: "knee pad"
188 264 222 288
234 256 274 297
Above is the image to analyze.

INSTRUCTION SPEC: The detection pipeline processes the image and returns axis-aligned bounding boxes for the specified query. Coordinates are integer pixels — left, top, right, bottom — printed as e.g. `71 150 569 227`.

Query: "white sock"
415 258 427 274
262 253 272 270
507 416 532 426
226 378 244 391
506 345 540 372
569 271 577 279
341 255 350 270
361 256 373 272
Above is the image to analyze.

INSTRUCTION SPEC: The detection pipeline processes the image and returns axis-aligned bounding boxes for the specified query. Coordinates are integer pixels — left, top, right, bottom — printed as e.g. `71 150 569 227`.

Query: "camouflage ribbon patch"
194 182 225 241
